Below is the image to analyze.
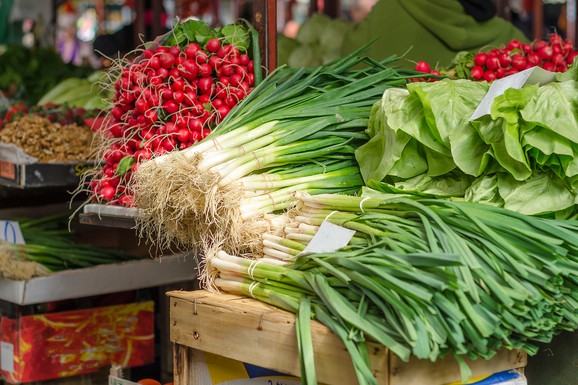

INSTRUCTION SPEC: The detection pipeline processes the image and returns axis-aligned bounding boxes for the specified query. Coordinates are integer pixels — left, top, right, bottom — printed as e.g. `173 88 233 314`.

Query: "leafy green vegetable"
221 24 250 51
0 45 93 104
356 68 578 217
116 156 135 176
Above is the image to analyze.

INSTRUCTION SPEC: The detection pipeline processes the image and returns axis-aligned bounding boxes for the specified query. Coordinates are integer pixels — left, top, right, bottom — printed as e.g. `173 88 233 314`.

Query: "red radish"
171 78 185 91
414 61 431 73
173 90 185 103
521 43 532 53
483 70 496 82
100 186 116 201
549 33 563 45
201 129 211 139
537 46 553 60
177 129 190 143
118 194 134 207
206 38 221 53
533 40 548 50
527 52 541 66
159 52 176 68
190 131 202 142
148 56 161 70
195 50 208 63
209 55 222 70
567 51 578 65
498 52 512 67
485 56 500 70
217 44 233 59
216 105 230 118
496 67 506 79
179 59 198 79
212 98 224 108
184 43 200 58
470 66 485 80
551 53 566 67
187 117 203 131
507 39 521 50
198 77 213 94
511 54 527 70
474 52 488 67
239 54 250 66
163 100 179 114
198 63 212 77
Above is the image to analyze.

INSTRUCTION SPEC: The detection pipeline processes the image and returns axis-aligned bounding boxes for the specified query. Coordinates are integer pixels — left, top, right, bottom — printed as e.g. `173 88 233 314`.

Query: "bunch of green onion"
0 213 141 280
210 191 578 385
132 48 419 257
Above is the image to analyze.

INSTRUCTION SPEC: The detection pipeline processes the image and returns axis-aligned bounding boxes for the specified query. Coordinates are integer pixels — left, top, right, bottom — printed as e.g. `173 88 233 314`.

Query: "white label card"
469 66 557 121
1 341 14 374
0 220 25 244
300 221 355 255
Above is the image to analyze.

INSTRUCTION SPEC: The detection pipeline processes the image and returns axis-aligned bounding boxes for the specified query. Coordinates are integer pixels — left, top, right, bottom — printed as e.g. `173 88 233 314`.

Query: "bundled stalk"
132 49 417 257
0 213 142 280
209 191 578 384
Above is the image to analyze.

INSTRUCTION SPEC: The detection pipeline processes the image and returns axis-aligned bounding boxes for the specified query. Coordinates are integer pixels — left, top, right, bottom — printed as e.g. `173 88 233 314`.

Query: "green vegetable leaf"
116 156 135 176
221 24 250 51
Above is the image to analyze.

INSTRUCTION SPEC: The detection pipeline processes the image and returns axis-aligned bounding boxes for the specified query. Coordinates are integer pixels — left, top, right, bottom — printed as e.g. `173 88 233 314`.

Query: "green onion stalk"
0 213 142 280
132 48 420 258
209 191 578 385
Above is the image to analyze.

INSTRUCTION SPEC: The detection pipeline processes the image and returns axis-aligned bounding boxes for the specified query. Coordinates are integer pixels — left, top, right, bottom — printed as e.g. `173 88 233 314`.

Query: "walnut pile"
0 115 94 163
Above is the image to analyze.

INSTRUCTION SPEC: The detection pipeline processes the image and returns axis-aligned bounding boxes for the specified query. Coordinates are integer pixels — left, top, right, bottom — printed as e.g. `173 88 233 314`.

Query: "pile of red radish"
414 33 578 82
87 21 257 207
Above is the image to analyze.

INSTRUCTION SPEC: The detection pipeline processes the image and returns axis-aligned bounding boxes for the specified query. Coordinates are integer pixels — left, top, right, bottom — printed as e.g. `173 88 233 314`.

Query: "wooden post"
253 0 277 73
533 0 544 40
152 0 163 38
567 0 577 45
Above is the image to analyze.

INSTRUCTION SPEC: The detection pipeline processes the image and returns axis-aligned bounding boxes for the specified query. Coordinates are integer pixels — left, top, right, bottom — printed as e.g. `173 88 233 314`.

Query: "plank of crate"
168 290 389 385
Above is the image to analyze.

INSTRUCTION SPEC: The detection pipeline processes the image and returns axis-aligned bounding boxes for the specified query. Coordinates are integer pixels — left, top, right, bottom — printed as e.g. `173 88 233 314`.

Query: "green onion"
133 49 417 256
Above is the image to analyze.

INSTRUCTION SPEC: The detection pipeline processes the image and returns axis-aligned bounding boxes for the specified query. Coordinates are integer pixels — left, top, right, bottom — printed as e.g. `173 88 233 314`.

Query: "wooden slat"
169 290 527 385
169 290 389 385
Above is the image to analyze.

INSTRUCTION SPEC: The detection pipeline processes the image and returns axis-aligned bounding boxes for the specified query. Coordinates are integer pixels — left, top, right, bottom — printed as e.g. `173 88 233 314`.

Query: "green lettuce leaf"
497 172 576 215
487 85 538 180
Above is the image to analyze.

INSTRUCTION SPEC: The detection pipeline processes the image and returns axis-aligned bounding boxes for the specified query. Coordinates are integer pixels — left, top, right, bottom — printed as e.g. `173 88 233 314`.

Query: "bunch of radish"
85 20 259 207
414 33 578 82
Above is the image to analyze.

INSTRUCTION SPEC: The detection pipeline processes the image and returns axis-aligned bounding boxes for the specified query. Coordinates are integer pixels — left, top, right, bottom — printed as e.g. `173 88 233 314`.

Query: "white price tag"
469 66 557 121
300 221 355 255
0 220 25 244
1 341 15 374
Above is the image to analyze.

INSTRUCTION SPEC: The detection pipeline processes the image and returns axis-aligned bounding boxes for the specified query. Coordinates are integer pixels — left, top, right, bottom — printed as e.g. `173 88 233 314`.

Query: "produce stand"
168 290 527 385
0 252 196 306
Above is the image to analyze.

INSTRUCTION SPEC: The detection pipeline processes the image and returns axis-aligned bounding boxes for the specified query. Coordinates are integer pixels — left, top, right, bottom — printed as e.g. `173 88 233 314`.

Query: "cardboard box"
1 301 155 383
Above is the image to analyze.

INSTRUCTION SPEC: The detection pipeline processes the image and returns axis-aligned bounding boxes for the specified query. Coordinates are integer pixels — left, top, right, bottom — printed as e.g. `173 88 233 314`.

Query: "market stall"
1 1 578 384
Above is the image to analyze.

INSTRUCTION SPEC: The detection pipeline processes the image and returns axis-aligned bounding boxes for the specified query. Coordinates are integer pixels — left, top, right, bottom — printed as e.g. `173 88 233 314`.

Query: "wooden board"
168 290 527 385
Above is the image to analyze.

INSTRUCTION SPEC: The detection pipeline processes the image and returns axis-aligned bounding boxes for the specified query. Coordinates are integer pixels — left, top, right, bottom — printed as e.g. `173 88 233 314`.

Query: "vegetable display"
210 190 578 384
0 213 142 280
131 49 419 256
37 71 112 110
413 34 578 81
80 19 259 208
355 65 578 218
0 115 95 162
0 45 93 104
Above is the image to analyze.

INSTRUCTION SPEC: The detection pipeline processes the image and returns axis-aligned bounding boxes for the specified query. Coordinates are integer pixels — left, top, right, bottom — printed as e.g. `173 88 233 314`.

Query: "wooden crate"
168 290 527 385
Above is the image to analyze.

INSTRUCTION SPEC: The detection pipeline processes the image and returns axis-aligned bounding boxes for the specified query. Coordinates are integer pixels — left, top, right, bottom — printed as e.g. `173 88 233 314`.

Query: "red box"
0 301 154 383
